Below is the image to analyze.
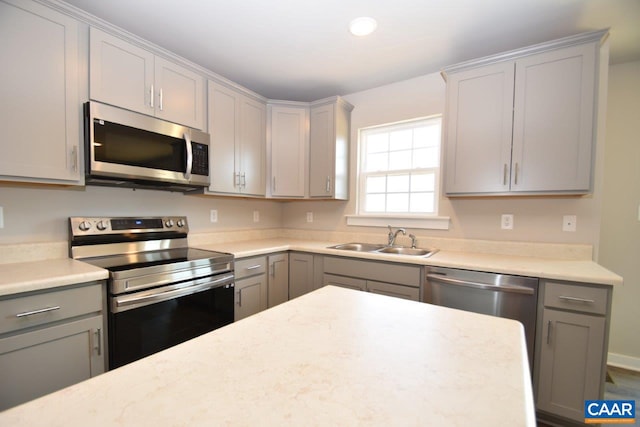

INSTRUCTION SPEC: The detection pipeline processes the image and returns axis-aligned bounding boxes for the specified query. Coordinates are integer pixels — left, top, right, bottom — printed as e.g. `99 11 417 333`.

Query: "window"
357 116 442 216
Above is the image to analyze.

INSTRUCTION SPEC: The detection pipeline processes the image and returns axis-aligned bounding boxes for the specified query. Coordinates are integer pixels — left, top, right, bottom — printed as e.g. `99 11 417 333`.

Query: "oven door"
108 273 234 369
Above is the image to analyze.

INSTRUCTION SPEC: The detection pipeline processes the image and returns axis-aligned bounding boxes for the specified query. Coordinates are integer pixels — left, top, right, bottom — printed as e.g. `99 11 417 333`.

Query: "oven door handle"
426 274 535 295
113 274 234 312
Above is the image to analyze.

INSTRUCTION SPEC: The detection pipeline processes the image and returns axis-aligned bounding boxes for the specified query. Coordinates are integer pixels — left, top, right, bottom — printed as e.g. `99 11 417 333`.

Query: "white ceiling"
64 0 640 102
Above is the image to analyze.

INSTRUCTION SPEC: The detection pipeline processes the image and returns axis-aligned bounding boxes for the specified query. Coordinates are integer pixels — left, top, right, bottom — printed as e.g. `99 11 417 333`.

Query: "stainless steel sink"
375 246 437 257
328 242 386 252
328 242 438 257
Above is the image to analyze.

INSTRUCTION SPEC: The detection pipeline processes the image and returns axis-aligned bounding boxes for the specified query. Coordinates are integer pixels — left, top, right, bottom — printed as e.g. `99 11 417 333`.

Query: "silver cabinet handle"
503 164 508 186
272 176 276 192
426 274 535 295
150 84 154 108
514 162 519 185
234 172 240 187
159 88 163 111
246 265 262 270
558 295 595 304
184 133 193 180
547 320 552 345
16 306 61 318
93 328 102 356
326 176 331 193
237 289 242 307
71 146 78 172
241 172 246 188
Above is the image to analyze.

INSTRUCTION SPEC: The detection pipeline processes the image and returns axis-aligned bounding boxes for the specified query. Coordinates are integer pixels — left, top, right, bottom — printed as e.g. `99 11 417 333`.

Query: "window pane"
366 176 386 193
387 174 409 192
411 173 435 191
387 193 409 212
414 124 441 148
390 129 412 150
366 152 388 172
410 192 435 213
389 150 412 170
365 194 386 212
366 133 388 153
413 147 439 168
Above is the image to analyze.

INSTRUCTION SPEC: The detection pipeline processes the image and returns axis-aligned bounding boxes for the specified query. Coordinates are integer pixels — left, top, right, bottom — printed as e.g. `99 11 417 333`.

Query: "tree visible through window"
358 116 441 215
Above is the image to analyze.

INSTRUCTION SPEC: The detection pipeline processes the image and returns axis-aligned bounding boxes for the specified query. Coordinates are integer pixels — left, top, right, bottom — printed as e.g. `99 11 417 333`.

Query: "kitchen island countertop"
0 285 535 426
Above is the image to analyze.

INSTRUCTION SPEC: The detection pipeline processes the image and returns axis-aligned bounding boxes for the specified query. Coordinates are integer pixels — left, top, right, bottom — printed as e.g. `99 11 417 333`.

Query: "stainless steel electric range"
69 216 234 370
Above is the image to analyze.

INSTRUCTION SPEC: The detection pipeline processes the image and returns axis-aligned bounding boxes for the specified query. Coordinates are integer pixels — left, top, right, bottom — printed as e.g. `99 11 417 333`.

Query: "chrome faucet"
387 225 406 246
409 234 418 249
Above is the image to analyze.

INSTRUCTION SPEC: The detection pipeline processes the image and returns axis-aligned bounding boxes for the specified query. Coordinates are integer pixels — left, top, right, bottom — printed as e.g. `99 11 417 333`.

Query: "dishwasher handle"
426 273 535 295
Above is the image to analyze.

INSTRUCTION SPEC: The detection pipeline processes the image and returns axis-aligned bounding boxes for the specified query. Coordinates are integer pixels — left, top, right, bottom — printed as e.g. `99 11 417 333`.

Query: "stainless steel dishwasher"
423 266 538 371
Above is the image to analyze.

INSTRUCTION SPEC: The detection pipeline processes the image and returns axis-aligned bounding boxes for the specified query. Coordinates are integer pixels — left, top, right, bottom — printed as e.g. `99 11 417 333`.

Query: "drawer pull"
15 306 61 318
246 265 262 270
558 295 595 304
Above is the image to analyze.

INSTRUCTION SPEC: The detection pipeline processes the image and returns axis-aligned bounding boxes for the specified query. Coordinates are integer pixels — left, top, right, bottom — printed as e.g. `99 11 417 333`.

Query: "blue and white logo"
585 400 636 424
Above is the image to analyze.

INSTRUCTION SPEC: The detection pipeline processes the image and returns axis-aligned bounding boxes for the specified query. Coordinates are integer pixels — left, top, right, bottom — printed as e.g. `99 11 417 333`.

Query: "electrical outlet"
253 210 260 223
501 214 514 230
306 212 313 223
563 215 577 232
0 206 3 229
210 209 218 223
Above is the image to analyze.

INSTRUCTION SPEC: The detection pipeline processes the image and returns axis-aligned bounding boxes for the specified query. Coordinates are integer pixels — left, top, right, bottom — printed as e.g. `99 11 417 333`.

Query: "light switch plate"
306 212 313 223
0 206 3 229
253 210 260 223
563 215 577 232
210 209 218 223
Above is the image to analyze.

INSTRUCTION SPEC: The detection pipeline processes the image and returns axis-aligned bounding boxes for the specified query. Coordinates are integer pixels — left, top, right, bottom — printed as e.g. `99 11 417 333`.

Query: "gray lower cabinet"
323 256 421 302
234 256 268 321
0 281 105 411
268 253 289 308
536 280 611 423
289 252 316 299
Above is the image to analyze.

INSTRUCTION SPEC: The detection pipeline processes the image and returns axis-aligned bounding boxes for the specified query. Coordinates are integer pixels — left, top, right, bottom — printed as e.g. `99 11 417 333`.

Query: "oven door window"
108 283 233 369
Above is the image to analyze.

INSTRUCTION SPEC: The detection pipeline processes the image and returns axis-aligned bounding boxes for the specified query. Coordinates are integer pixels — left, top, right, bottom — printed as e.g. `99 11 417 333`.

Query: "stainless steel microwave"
84 101 210 192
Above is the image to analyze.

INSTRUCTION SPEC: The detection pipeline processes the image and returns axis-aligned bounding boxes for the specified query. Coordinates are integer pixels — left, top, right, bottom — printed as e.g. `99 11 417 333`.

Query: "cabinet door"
309 103 334 197
268 254 289 308
270 106 307 197
0 315 104 411
235 275 267 321
289 253 315 299
512 43 596 193
89 27 154 116
537 309 605 422
366 280 420 302
208 82 240 193
239 96 266 195
0 0 80 183
154 57 204 129
444 62 514 194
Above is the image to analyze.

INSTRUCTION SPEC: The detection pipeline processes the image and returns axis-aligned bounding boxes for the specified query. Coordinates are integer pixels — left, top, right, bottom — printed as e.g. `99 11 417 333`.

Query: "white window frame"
347 115 450 230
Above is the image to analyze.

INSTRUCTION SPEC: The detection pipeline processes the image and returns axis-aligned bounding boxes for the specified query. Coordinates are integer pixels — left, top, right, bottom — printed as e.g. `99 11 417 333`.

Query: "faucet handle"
409 234 417 248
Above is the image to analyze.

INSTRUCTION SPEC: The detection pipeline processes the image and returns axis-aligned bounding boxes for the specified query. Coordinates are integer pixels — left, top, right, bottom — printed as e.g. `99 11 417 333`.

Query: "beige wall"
0 185 282 244
282 72 605 247
598 60 640 366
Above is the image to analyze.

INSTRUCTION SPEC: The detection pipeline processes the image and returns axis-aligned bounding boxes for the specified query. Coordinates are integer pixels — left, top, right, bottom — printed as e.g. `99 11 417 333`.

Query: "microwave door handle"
184 132 193 180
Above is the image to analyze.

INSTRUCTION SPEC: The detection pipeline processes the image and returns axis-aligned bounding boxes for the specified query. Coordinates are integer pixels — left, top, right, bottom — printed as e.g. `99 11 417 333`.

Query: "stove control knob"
78 221 92 231
165 219 174 228
96 220 108 231
177 219 185 228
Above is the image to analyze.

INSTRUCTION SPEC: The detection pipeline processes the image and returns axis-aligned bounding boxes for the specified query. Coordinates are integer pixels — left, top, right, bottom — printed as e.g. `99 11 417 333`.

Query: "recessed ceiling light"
349 17 377 37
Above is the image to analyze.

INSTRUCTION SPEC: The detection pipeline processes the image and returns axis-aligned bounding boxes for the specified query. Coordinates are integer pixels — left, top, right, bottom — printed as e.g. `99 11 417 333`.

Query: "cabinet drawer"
367 281 420 302
0 282 103 335
235 256 267 280
323 256 421 287
324 274 366 292
543 281 608 315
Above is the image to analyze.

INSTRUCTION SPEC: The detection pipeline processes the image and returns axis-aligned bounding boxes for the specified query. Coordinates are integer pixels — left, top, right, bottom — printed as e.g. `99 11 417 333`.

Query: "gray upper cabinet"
208 81 266 196
0 0 81 184
90 27 205 130
269 103 308 198
309 97 353 200
444 30 607 196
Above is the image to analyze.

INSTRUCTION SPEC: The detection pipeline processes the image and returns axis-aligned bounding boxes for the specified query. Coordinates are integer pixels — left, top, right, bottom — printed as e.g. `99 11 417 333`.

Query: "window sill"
345 215 450 230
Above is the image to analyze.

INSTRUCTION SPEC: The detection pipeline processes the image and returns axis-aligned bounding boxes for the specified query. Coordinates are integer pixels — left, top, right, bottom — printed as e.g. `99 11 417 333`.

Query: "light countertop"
0 258 108 297
195 238 623 286
0 285 536 426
